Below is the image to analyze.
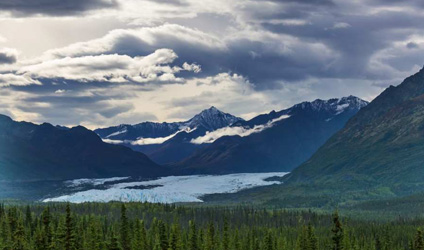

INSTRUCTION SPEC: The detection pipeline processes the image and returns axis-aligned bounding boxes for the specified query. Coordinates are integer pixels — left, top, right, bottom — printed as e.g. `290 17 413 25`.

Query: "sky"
0 0 423 128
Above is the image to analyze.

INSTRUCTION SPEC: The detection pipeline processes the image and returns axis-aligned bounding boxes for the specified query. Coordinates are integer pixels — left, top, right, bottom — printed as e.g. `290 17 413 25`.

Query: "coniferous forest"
1 202 424 250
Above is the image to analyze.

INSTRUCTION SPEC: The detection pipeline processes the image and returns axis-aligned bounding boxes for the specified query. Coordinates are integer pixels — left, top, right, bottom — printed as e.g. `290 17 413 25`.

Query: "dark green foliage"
0 202 421 250
64 203 75 250
332 211 344 250
120 204 130 250
108 234 121 250
414 228 424 250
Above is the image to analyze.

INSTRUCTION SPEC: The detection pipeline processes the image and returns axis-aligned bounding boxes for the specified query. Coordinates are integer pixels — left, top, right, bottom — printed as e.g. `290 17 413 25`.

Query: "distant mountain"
95 107 243 164
0 115 169 181
173 96 368 174
284 67 424 191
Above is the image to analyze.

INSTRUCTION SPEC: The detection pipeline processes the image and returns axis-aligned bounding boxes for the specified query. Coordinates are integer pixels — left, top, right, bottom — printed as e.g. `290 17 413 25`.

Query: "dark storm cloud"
258 3 424 81
65 25 333 90
0 52 16 64
407 42 419 49
3 0 424 128
0 0 118 16
15 89 140 126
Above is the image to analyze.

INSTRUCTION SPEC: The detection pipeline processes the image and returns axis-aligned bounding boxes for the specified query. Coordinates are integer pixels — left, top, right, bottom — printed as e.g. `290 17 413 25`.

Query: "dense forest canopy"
0 202 423 250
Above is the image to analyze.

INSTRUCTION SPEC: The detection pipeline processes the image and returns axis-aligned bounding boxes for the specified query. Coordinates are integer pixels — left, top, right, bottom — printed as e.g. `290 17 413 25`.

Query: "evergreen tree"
132 220 148 250
307 224 318 250
41 207 52 249
221 217 230 250
188 220 198 250
12 220 27 250
415 228 424 250
263 230 274 250
204 222 215 250
108 234 121 250
64 203 75 250
24 206 32 233
168 223 182 250
332 211 344 250
157 220 168 250
85 218 102 250
120 204 130 250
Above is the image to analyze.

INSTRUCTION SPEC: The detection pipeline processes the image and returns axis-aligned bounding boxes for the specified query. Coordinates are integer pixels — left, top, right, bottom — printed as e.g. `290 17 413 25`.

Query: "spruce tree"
263 230 274 250
168 223 182 250
64 203 75 250
41 207 52 249
109 234 122 250
415 228 424 250
188 220 198 250
307 224 318 250
204 222 215 250
157 220 168 250
332 211 344 250
120 204 130 250
221 217 230 250
12 220 27 250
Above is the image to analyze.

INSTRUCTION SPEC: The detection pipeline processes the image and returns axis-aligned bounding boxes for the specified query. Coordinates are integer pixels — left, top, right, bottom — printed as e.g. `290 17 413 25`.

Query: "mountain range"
96 96 367 174
0 95 368 183
95 106 243 164
0 115 168 181
173 96 368 174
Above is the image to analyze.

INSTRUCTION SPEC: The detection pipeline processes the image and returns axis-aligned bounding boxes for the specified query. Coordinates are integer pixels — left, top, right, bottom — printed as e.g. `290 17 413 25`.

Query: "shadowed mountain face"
95 107 243 164
0 115 168 181
95 106 242 141
284 67 424 188
172 96 368 174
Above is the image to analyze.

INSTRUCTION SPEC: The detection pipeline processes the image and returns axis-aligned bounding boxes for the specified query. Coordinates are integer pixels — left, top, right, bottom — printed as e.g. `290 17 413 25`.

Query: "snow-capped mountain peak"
290 96 368 115
185 106 243 131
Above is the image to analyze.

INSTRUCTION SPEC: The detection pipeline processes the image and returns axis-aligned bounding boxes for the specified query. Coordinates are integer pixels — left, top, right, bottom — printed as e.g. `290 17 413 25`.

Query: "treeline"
0 202 424 249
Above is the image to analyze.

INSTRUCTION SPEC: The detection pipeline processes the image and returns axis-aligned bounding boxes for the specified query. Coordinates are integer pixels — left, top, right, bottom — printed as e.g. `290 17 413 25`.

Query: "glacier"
43 172 289 203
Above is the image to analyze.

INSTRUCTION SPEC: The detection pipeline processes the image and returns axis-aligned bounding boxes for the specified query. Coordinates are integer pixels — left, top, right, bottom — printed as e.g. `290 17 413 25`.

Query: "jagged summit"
95 106 243 141
290 96 368 114
185 106 243 131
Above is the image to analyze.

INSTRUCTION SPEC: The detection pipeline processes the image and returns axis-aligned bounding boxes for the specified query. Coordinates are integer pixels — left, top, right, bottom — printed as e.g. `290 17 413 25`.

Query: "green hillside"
283 67 424 193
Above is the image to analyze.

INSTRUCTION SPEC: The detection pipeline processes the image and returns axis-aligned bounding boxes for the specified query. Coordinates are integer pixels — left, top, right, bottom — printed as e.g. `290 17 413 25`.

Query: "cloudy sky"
0 0 423 128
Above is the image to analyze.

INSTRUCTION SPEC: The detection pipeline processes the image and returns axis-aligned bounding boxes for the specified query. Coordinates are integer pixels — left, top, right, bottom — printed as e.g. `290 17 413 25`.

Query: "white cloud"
0 73 41 87
0 35 7 43
16 49 199 84
190 114 290 144
332 22 351 29
42 24 226 60
103 127 195 145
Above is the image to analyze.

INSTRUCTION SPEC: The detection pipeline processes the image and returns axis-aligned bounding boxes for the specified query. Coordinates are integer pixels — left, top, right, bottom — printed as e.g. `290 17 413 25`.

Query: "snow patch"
190 115 290 144
44 172 289 203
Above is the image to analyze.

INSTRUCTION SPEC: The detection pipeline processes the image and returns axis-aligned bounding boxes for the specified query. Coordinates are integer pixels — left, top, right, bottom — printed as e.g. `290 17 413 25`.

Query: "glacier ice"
44 172 289 203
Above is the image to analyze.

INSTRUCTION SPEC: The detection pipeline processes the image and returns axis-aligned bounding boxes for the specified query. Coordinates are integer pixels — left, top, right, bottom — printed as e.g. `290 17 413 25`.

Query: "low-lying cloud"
190 114 290 144
103 128 194 145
